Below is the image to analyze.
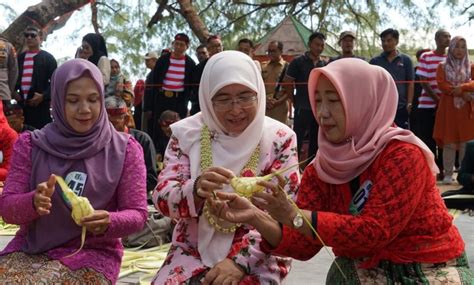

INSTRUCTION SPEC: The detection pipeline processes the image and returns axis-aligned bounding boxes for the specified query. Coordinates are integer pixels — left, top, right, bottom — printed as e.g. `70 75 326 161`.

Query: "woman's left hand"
451 86 463 97
81 210 110 235
252 173 296 227
202 258 244 285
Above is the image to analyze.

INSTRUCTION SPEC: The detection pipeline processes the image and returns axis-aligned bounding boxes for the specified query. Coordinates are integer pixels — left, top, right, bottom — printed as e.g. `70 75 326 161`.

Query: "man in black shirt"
190 35 223 115
283 32 327 161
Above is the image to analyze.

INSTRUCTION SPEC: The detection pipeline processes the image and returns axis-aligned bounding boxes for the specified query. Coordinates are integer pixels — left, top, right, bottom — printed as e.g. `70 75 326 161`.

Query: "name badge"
349 180 373 215
0 151 3 163
65 171 88 197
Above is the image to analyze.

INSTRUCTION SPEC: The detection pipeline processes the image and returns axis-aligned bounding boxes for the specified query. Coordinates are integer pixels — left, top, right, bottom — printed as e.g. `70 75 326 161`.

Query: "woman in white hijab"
152 51 300 284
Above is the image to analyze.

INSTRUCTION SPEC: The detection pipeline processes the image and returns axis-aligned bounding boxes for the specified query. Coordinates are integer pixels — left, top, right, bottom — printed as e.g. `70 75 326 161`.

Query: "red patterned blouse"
270 140 464 268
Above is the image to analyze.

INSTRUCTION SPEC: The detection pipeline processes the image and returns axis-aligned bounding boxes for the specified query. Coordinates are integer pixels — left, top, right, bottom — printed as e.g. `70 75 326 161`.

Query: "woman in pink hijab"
212 58 473 284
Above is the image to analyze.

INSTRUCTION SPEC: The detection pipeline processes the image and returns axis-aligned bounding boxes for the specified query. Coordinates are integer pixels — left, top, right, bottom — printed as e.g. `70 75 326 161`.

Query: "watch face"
293 213 303 228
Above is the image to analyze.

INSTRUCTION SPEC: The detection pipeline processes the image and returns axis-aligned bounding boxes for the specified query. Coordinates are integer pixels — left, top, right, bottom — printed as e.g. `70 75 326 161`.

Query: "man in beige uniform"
261 40 288 124
0 35 18 105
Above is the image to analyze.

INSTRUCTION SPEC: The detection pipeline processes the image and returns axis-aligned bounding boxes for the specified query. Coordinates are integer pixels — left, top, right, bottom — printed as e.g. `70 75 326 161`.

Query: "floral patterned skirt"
326 253 474 284
0 252 110 284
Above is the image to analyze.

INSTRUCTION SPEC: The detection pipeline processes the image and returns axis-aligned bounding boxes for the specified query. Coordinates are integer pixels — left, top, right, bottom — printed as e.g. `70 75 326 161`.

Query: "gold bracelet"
203 202 241 233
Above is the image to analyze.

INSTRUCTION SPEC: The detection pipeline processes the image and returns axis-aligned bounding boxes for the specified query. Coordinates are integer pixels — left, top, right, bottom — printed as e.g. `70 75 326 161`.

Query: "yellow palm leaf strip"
55 175 95 257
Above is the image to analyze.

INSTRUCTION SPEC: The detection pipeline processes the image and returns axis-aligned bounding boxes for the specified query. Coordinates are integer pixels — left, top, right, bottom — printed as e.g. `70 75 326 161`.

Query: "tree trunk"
1 0 90 51
177 0 209 43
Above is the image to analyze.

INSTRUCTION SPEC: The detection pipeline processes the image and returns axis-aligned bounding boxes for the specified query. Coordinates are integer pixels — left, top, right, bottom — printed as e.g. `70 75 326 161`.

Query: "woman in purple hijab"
0 59 148 284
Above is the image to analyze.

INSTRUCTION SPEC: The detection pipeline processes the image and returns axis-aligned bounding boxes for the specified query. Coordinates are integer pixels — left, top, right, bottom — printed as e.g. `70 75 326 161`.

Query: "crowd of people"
0 22 472 284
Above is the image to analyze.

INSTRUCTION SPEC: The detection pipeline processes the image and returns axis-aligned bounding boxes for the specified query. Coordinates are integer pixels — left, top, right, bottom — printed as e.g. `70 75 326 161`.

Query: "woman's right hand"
211 191 259 225
194 167 234 200
252 174 296 227
462 92 472 102
33 174 56 216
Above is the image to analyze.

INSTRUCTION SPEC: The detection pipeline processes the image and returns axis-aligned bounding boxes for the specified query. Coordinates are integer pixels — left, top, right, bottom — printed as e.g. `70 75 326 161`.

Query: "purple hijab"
24 59 129 254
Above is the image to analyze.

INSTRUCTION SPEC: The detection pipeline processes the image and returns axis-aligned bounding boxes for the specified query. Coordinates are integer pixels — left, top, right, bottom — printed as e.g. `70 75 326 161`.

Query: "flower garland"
200 125 260 233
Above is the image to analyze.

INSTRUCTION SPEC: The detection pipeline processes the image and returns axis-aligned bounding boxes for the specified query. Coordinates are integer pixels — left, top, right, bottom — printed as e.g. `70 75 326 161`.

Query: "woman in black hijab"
81 33 111 85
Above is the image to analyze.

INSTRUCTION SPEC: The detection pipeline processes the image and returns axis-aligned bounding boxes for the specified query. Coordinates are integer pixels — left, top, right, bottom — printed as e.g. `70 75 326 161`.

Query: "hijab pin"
210 131 218 141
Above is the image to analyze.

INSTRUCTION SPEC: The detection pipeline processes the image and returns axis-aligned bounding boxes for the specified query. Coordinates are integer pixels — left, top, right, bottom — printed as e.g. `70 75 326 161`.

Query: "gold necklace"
200 125 259 233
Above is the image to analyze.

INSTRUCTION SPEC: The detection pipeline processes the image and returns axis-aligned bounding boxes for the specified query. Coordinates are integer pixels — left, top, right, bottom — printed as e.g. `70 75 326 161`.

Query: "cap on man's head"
339 31 356 43
3 101 23 116
174 33 190 45
25 26 40 33
105 96 127 116
207 34 221 44
144 51 158 59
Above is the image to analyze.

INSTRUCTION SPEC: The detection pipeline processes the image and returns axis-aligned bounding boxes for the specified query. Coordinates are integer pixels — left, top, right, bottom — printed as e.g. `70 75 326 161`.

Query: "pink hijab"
308 58 438 184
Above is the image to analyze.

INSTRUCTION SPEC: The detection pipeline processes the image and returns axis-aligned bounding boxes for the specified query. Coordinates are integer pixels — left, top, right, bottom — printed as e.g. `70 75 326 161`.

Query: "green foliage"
98 0 162 79
2 0 473 81
97 0 202 78
86 0 471 79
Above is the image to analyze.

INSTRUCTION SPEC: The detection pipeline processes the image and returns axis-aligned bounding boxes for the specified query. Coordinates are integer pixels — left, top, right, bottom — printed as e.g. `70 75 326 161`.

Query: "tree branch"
91 1 100 33
198 0 216 16
461 3 474 14
95 1 127 21
232 1 293 8
177 0 209 42
147 0 169 28
43 12 73 37
2 0 90 51
345 0 377 32
317 0 329 31
293 2 312 17
167 4 182 14
216 5 268 33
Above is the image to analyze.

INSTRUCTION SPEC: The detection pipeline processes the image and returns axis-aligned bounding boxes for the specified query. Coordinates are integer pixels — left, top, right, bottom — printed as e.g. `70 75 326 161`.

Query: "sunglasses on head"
24 32 38 38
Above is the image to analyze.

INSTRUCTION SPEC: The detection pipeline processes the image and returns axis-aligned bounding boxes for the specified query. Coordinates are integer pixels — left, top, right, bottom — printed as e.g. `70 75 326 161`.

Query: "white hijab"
171 51 266 266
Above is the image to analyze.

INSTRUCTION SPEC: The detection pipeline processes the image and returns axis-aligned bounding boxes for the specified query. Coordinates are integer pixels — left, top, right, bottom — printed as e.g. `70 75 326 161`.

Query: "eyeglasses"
212 94 257 111
267 49 279 54
24 33 38 39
